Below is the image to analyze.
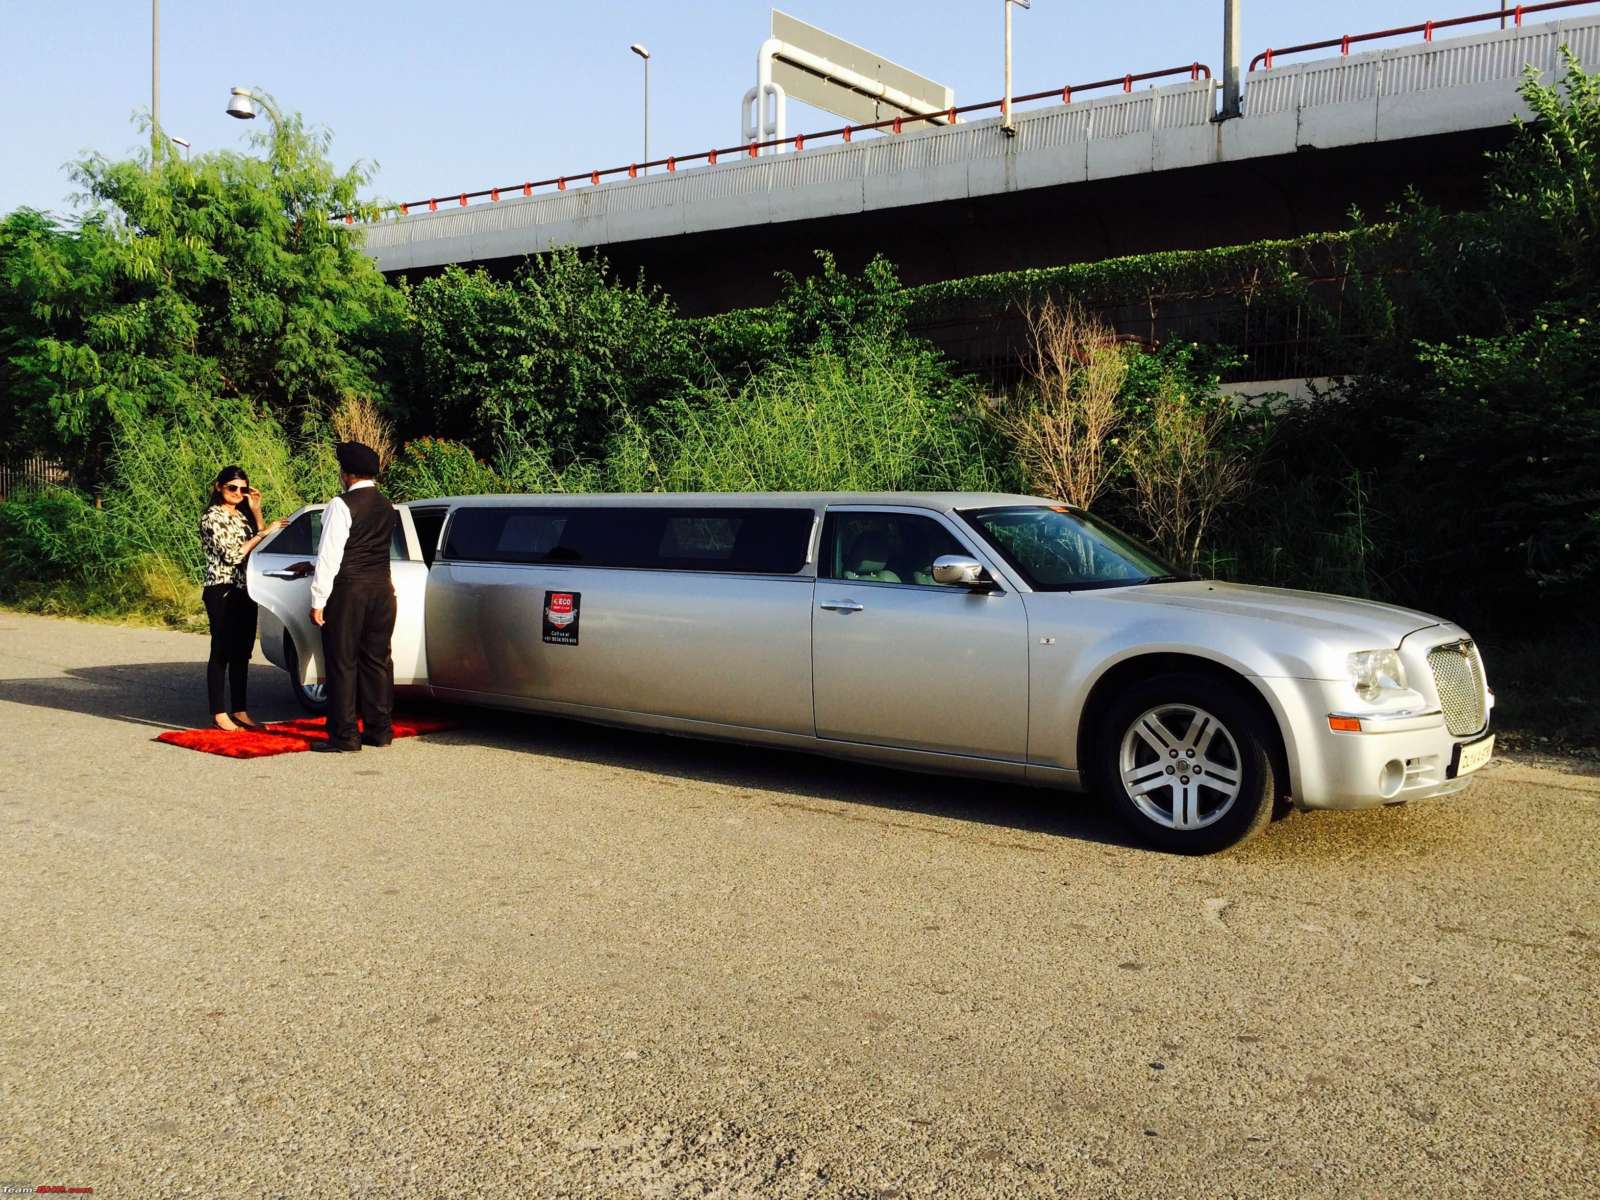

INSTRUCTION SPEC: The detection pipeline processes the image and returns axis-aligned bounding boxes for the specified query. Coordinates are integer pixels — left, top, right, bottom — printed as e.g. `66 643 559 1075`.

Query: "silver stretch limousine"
247 493 1493 852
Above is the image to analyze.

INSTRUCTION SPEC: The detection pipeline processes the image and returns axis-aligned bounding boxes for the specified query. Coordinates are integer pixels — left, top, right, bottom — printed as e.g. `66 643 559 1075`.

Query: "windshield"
961 506 1185 591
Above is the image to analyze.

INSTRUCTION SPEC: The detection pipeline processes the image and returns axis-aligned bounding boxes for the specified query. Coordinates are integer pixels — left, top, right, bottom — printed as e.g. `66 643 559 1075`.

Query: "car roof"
400 491 1055 513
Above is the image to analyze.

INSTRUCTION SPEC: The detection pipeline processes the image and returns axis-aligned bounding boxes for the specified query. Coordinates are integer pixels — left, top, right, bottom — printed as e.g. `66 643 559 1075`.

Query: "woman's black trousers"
203 583 258 714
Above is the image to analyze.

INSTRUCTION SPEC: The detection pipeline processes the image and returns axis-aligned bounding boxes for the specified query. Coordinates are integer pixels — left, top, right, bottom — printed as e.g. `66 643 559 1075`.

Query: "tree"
403 249 691 465
1489 46 1600 300
1 105 402 487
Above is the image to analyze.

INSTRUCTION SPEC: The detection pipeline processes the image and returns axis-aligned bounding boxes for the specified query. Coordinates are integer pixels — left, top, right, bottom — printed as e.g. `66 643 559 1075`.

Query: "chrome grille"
1427 641 1487 737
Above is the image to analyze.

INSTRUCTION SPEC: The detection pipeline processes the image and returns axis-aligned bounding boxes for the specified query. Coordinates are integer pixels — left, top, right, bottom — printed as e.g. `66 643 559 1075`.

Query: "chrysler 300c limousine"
246 493 1493 852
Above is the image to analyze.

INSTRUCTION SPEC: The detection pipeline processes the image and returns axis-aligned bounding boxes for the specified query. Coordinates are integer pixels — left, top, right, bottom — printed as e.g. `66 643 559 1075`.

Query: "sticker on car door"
543 591 581 645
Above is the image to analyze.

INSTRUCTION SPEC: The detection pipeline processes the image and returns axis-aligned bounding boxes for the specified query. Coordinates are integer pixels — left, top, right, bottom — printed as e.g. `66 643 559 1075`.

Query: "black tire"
283 634 328 715
1094 672 1278 853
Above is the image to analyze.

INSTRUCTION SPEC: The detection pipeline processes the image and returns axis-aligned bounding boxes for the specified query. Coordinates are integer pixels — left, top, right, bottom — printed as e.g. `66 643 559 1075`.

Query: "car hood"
1096 580 1443 647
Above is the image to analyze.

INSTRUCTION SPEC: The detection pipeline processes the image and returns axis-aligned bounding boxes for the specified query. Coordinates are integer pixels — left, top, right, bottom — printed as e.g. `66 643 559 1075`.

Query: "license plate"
1452 734 1495 777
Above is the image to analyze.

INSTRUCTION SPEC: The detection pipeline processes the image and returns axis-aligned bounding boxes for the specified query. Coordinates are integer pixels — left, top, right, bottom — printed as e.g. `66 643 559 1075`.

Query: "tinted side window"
822 512 971 586
265 510 321 557
389 513 408 560
442 506 811 573
408 507 449 567
443 508 568 564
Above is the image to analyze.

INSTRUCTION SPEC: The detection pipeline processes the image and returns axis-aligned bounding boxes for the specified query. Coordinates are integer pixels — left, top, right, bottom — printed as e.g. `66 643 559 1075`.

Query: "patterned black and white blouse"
199 504 255 588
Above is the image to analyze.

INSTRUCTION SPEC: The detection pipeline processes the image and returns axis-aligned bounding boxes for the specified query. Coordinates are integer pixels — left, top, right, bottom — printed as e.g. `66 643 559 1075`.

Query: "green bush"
401 249 693 464
0 487 198 622
385 437 508 502
1388 306 1599 611
597 335 1013 494
0 488 122 589
0 390 328 621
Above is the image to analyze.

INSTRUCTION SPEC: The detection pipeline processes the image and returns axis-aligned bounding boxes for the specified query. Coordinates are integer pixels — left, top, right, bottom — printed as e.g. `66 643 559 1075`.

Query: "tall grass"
0 398 336 622
107 400 327 584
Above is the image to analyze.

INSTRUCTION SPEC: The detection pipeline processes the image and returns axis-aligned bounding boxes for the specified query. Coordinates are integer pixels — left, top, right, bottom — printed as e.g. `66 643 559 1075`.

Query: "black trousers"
203 584 257 714
323 581 397 748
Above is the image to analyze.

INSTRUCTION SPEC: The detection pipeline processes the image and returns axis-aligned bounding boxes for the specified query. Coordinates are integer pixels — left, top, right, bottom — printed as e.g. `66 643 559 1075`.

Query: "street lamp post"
151 0 160 161
1222 0 1243 120
1002 0 1030 138
630 44 651 172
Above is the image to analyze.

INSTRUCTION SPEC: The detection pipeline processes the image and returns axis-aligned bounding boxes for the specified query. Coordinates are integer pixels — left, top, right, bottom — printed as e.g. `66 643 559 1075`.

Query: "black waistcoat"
334 486 396 588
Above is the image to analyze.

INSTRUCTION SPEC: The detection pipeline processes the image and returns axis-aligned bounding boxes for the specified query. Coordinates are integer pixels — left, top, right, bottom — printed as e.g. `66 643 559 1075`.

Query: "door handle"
818 599 864 613
262 570 301 579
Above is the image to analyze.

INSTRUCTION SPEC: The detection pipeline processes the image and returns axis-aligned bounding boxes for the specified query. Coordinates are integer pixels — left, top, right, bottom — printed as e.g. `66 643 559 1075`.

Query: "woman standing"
199 467 287 731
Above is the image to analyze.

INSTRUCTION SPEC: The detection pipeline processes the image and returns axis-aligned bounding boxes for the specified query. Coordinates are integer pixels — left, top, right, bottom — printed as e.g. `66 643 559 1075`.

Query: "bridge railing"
350 62 1211 223
1249 0 1600 70
351 0 1600 227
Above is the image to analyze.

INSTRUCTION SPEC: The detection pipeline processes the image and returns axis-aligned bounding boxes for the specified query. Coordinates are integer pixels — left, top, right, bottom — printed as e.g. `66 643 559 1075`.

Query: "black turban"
336 441 380 477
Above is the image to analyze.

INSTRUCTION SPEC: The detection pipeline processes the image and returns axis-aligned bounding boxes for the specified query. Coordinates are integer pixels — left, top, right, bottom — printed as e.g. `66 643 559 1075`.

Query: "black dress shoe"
311 740 361 753
360 733 393 748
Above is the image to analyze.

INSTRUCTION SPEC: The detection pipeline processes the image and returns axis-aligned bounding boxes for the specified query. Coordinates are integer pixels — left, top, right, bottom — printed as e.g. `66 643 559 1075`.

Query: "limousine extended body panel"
427 562 816 735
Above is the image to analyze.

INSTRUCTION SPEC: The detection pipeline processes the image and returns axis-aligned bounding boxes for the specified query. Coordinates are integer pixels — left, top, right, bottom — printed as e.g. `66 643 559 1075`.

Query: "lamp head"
226 87 257 120
630 43 650 60
169 136 191 149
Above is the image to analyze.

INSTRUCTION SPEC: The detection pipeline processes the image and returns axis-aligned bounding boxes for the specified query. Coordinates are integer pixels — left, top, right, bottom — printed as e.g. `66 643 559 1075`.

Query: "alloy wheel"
1117 703 1244 831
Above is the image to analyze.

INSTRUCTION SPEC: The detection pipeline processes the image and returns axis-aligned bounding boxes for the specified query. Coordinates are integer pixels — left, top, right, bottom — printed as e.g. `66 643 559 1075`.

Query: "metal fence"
909 270 1386 390
0 456 69 500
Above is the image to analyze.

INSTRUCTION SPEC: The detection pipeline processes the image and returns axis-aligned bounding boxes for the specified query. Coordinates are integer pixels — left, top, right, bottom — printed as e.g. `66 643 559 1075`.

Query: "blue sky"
1 1 1509 217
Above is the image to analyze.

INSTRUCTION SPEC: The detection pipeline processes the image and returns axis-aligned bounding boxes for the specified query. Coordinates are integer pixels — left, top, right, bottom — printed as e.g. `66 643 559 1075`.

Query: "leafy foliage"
1393 306 1600 606
386 437 508 502
899 233 1349 324
1490 47 1600 299
1117 344 1259 571
1 106 399 487
599 335 1011 494
401 249 691 464
5 52 1600 652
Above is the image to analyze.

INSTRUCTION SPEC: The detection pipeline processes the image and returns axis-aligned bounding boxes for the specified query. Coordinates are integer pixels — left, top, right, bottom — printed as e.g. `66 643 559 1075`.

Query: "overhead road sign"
769 10 955 126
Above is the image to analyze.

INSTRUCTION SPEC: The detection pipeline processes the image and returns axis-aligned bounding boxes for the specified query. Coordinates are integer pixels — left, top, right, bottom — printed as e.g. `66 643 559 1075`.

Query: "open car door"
247 504 429 710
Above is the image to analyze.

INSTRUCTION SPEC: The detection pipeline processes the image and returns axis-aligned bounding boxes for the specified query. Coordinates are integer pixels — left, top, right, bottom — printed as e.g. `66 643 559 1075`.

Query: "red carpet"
155 713 460 759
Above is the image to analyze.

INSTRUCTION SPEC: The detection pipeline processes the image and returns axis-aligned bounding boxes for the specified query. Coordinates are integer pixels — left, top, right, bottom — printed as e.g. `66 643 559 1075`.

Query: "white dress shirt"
310 480 375 609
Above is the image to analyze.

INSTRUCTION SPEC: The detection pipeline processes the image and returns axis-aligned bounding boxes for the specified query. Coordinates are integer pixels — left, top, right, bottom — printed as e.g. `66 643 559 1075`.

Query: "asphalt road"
2 611 1595 1199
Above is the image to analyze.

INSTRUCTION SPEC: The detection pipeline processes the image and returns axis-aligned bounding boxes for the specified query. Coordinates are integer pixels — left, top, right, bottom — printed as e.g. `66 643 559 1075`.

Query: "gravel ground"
1 611 1595 1199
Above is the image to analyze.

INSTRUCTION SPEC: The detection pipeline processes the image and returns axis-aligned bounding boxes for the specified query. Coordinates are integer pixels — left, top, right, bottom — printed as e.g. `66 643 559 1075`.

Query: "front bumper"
1261 677 1490 810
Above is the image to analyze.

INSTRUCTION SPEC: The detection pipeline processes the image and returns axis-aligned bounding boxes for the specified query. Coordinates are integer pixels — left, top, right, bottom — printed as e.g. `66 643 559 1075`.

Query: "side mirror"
932 555 997 590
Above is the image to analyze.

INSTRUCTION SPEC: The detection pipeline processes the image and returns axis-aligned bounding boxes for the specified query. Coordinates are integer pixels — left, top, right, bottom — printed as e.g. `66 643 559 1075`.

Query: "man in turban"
308 440 397 752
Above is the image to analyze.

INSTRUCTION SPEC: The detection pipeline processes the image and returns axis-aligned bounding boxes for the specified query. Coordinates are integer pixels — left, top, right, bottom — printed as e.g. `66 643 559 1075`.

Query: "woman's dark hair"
208 465 258 533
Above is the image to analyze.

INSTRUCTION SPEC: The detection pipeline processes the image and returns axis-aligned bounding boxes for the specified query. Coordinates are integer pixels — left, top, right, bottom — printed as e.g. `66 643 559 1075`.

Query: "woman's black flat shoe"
310 740 360 753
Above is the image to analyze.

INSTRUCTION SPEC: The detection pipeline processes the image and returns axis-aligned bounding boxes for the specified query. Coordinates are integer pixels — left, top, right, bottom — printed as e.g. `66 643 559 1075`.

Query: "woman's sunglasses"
222 483 249 494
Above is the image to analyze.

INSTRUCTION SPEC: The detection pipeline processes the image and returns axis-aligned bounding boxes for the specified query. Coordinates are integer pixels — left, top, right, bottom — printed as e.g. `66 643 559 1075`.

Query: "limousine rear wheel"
1097 673 1276 853
283 635 328 715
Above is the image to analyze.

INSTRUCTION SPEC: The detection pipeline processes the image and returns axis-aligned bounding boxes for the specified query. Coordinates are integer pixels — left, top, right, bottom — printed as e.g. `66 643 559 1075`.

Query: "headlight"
1347 649 1408 702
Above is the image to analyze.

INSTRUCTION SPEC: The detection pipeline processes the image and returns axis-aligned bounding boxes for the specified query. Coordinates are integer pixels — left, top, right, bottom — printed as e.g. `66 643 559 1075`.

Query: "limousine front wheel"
1098 674 1276 853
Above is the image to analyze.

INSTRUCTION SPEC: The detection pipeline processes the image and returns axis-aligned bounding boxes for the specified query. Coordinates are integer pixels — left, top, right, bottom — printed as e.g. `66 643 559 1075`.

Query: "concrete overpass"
359 13 1600 314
